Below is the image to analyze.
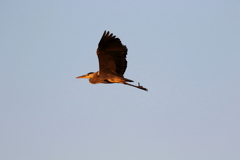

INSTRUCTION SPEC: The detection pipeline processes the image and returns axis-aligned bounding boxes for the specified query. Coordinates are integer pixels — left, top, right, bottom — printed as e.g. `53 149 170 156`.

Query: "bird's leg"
123 82 148 91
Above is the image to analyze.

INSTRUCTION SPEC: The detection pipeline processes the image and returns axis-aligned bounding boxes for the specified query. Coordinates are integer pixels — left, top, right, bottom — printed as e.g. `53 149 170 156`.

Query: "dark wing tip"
103 30 112 37
98 31 125 51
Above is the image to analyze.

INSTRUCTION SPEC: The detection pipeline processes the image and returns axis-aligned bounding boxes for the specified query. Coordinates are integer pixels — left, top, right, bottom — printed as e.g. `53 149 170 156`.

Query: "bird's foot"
137 82 148 91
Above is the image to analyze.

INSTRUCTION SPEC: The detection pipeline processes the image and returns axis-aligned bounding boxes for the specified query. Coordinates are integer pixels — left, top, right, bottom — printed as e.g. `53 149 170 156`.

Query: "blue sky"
1 1 240 160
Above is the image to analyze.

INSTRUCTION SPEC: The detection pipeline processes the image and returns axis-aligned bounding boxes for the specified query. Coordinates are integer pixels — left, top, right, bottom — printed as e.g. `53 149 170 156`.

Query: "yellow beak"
76 75 88 79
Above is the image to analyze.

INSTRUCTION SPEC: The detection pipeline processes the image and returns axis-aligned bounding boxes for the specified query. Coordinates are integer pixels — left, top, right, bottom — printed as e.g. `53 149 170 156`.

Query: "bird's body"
86 71 133 84
77 31 147 91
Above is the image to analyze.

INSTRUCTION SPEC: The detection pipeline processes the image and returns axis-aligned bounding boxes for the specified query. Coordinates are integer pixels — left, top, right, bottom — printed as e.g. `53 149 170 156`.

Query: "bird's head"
76 72 95 79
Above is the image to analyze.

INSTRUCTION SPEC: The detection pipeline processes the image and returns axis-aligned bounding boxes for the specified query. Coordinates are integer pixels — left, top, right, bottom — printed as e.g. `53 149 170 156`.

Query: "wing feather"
96 31 128 77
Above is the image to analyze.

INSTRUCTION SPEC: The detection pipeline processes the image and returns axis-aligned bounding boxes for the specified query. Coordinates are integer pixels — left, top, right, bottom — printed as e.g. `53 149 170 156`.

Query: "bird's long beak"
76 75 88 79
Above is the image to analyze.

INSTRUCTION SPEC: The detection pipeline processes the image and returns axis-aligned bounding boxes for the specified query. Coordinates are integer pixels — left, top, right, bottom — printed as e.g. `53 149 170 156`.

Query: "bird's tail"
124 78 134 82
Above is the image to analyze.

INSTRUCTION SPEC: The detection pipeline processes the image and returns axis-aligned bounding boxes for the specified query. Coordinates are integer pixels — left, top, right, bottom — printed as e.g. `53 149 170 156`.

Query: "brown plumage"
76 31 147 91
97 31 128 77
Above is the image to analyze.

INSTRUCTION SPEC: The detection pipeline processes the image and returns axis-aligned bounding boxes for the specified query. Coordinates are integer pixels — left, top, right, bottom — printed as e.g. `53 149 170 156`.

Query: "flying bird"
76 31 148 91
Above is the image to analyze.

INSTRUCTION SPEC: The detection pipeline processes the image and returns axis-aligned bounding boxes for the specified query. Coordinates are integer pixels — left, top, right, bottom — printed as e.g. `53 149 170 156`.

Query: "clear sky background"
1 1 240 160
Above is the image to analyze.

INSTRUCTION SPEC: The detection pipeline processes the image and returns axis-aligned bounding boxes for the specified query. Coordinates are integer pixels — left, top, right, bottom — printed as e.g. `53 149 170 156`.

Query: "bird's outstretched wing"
96 31 128 77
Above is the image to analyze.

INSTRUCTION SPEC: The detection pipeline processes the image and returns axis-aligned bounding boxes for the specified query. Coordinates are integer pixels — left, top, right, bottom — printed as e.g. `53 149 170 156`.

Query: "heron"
76 31 148 91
